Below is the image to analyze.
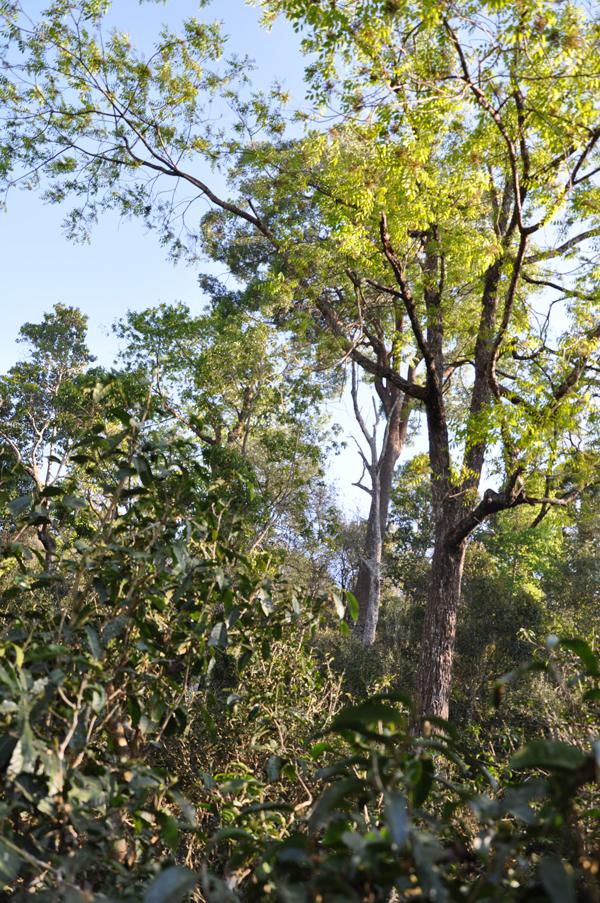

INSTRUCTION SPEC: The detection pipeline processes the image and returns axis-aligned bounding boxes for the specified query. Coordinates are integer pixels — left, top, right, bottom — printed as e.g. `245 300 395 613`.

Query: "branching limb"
379 214 433 376
316 293 428 401
447 473 592 548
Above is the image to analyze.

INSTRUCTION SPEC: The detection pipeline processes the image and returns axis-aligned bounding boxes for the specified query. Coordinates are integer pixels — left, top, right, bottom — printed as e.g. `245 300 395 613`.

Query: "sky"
1 1 306 368
0 0 385 514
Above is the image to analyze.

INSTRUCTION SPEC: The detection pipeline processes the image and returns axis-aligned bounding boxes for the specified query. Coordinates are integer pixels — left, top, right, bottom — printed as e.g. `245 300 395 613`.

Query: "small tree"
0 304 94 566
115 300 332 552
349 362 412 644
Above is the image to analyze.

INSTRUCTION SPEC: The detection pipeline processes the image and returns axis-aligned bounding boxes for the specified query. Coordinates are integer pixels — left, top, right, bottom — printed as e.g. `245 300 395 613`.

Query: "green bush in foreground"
0 394 598 902
0 389 321 900
205 637 598 903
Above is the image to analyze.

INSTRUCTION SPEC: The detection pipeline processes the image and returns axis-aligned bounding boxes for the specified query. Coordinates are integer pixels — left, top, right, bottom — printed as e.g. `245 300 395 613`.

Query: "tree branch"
525 228 600 264
379 214 433 376
446 476 588 549
316 293 428 402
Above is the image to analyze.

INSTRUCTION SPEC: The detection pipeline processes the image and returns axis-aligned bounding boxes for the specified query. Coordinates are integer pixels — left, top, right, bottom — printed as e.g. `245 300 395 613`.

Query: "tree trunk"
354 430 399 644
354 385 411 646
416 534 467 720
357 473 382 646
415 367 465 722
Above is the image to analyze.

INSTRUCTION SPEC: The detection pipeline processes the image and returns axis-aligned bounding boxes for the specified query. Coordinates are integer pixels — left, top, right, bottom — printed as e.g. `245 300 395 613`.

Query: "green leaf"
40 485 63 497
84 625 103 660
275 841 311 867
208 622 228 648
133 455 154 486
101 615 129 644
384 791 409 848
559 638 599 677
157 813 179 853
266 754 285 782
127 695 142 727
510 740 587 772
330 700 405 733
116 465 137 481
62 494 86 511
502 784 545 825
28 505 51 525
7 722 37 780
168 790 198 828
346 590 359 622
212 826 253 844
8 494 32 517
539 855 575 903
309 776 364 830
412 757 434 807
144 866 197 903
0 838 21 890
258 586 273 616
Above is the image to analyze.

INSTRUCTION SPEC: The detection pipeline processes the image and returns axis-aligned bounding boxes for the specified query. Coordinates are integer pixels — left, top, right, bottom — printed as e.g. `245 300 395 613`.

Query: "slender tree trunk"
354 426 401 643
358 470 382 646
354 381 412 645
416 533 467 720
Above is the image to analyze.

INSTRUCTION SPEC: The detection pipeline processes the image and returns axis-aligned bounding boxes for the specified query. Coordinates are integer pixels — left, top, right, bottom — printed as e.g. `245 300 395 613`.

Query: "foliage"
114 300 334 553
0 1 599 898
0 304 96 492
202 636 599 902
1 339 595 901
0 379 320 899
0 0 285 259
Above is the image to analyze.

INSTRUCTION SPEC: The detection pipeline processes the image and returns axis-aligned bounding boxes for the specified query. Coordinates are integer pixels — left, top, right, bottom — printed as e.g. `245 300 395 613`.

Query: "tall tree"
247 0 600 717
2 0 600 719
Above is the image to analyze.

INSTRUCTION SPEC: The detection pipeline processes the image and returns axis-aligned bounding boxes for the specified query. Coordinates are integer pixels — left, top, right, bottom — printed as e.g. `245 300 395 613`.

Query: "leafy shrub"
0 385 317 900
205 638 599 902
1 384 597 902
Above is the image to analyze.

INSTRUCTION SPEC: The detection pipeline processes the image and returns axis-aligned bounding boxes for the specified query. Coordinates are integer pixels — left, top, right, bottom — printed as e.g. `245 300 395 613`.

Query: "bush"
206 636 599 902
0 389 319 900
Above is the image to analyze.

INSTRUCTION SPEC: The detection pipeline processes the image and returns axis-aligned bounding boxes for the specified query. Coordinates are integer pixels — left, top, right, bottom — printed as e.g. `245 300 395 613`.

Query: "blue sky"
1 1 307 369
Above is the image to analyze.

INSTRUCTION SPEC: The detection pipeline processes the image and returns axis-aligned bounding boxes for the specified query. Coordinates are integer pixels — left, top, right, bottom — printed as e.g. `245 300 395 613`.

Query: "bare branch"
525 228 600 264
489 232 529 396
351 362 377 458
316 293 428 402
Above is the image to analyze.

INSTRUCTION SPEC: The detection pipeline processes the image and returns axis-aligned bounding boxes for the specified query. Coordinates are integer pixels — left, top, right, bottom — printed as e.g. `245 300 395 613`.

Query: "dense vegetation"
1 1 599 900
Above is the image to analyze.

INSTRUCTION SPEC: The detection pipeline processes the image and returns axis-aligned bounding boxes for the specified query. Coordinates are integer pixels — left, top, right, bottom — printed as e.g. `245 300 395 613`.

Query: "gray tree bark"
352 367 413 646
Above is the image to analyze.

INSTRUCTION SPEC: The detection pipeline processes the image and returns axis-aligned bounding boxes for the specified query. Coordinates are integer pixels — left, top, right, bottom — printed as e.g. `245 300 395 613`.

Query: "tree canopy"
0 2 599 900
